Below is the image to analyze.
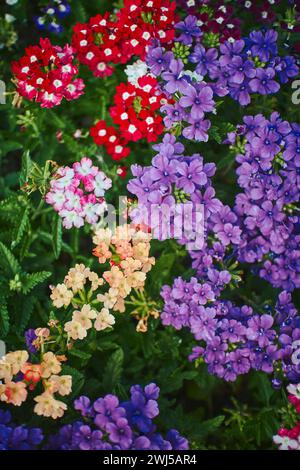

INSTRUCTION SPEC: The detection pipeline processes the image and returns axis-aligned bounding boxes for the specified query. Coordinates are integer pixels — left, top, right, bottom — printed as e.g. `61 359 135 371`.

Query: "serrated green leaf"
12 206 29 248
69 347 92 362
0 241 21 276
194 415 225 440
17 295 35 331
21 271 51 295
0 298 9 338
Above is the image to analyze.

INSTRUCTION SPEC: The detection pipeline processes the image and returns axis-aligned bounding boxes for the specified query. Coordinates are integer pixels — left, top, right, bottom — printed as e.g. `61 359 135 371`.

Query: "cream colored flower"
93 228 112 246
94 308 115 331
34 392 67 419
113 296 125 313
112 225 132 244
5 350 29 375
41 352 62 378
120 257 142 274
142 256 155 273
64 264 87 293
64 320 87 340
132 242 150 261
50 283 73 308
4 381 28 406
0 360 13 382
48 375 72 396
97 288 119 309
103 266 124 288
87 270 103 290
72 304 97 330
127 271 146 289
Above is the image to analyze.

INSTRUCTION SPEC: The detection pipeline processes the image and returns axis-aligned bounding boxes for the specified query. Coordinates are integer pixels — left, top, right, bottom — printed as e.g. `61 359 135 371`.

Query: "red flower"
72 0 176 78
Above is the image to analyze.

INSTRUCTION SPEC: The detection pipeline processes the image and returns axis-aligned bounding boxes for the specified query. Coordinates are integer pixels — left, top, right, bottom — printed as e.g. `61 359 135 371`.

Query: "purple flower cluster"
0 409 43 450
231 113 300 291
34 0 71 35
45 383 189 450
127 133 242 254
146 19 298 142
161 277 300 383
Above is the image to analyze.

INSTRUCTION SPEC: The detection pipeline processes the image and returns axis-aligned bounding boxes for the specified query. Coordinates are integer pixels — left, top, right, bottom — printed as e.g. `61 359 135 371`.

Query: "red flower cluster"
90 75 170 160
11 38 85 108
72 0 176 78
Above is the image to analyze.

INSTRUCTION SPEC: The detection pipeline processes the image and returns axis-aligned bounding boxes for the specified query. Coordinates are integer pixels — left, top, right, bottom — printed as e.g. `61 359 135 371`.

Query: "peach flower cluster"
93 224 155 315
0 350 71 419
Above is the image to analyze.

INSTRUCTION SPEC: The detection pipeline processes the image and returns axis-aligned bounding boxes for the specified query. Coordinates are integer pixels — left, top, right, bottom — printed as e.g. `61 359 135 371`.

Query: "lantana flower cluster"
45 157 112 229
273 383 300 450
146 21 298 142
90 75 170 160
48 225 155 342
72 0 176 79
34 0 71 35
230 113 300 292
11 38 85 108
0 350 72 419
46 383 189 450
161 278 300 383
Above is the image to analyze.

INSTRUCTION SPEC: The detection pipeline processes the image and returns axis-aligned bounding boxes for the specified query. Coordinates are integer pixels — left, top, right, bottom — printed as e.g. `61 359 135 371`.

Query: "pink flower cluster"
11 38 85 108
46 157 112 229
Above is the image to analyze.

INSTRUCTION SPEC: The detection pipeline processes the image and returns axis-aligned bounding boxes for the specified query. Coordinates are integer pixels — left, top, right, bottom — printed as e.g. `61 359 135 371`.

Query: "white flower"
94 308 115 331
273 434 299 450
287 383 300 399
6 0 19 5
124 60 149 86
93 172 112 197
5 14 15 23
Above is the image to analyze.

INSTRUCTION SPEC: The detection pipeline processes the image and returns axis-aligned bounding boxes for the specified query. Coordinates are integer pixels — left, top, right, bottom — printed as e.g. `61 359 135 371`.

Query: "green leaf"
209 126 222 144
19 151 33 187
17 295 35 331
21 271 51 295
162 370 198 393
194 415 225 440
0 141 22 158
0 298 9 338
0 241 21 276
68 347 92 362
52 213 62 259
11 206 29 248
102 348 124 392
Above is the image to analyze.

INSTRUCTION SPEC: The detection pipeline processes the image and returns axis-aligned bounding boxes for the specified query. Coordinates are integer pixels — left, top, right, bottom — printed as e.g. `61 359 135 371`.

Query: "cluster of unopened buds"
72 0 176 78
90 72 171 160
11 38 85 108
0 349 72 419
273 384 300 450
45 157 112 229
